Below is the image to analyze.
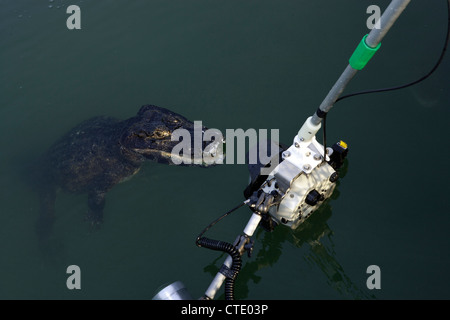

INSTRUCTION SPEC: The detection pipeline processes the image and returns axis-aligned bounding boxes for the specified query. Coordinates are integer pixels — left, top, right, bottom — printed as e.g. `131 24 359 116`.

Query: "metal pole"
310 0 411 126
203 213 262 300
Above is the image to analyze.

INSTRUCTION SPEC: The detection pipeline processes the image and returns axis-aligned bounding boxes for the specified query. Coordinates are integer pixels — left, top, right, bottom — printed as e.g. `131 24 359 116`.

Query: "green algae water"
1 0 449 299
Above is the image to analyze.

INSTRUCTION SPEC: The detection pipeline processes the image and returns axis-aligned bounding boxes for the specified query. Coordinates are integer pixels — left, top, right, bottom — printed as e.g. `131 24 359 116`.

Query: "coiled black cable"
196 237 242 300
195 201 247 300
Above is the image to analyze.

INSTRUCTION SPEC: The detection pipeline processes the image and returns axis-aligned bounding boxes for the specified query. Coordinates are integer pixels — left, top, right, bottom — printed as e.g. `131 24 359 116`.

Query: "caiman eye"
154 130 170 138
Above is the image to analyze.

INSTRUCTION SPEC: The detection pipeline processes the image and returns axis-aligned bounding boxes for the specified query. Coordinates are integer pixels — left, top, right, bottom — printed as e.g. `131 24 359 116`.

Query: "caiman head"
120 105 224 166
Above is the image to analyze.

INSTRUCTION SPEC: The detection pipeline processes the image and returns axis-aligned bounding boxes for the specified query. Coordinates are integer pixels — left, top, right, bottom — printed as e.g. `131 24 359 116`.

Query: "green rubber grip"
349 34 381 70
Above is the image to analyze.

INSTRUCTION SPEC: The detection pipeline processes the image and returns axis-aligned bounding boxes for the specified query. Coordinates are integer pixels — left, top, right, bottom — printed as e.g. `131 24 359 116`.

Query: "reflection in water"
202 161 376 299
410 85 442 109
295 203 374 300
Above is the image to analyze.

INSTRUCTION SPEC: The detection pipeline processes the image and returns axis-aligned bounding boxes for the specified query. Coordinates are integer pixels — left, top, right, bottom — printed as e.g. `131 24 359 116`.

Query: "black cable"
322 113 327 161
195 201 247 245
336 0 450 103
195 201 248 300
196 237 242 300
195 199 280 299
322 0 449 151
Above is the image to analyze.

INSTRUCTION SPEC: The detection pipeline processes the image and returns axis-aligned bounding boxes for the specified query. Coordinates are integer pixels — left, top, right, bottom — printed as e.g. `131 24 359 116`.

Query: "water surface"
1 0 449 299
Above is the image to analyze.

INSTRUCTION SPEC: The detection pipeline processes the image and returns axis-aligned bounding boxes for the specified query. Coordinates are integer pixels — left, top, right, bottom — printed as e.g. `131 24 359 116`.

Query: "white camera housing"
259 117 341 229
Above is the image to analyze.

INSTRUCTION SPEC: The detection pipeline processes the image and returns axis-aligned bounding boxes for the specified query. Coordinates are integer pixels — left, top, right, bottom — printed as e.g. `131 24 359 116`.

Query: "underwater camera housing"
244 116 348 230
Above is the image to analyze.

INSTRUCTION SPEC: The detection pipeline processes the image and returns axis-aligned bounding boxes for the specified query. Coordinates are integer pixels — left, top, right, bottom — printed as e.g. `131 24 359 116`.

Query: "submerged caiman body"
35 105 221 239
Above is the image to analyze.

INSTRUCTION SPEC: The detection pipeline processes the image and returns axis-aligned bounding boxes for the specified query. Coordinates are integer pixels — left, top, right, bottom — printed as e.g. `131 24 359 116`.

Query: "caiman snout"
176 127 225 167
120 105 224 166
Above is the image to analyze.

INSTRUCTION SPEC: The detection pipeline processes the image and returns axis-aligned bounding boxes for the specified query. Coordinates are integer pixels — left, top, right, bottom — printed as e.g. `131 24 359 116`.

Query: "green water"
1 0 449 300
